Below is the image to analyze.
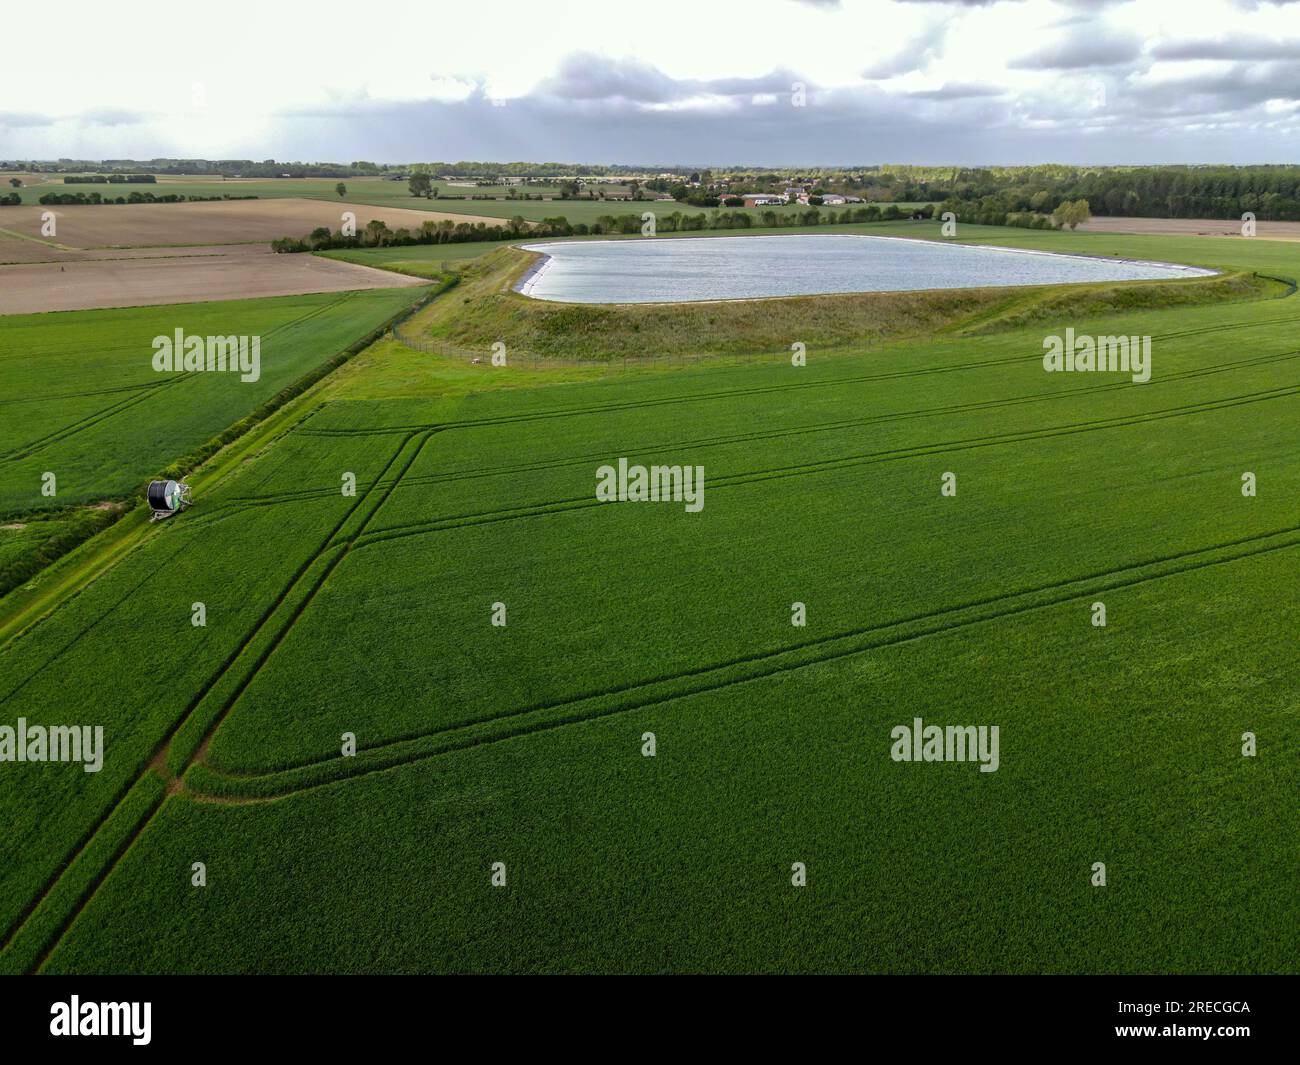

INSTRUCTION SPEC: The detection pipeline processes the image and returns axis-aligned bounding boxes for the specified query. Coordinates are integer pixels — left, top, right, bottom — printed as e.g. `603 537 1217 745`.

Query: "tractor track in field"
6 284 1300 963
0 293 356 464
0 379 163 406
344 380 1300 552
188 521 1300 804
0 424 433 972
284 339 1160 438
184 430 439 756
378 310 1300 439
0 533 199 707
0 374 200 462
197 343 1300 519
0 295 374 700
298 302 1300 440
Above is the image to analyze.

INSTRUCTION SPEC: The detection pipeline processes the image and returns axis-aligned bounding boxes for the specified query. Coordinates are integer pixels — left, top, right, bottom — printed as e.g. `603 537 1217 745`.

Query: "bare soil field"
0 233 82 264
0 197 503 249
0 237 290 266
1079 215 1300 240
0 244 424 315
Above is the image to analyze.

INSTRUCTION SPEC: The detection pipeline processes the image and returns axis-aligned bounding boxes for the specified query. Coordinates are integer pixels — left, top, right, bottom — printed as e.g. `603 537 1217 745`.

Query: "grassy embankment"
383 225 1280 363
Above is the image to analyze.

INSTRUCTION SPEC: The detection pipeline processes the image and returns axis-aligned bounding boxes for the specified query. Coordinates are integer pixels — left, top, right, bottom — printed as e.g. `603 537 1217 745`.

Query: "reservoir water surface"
515 233 1215 304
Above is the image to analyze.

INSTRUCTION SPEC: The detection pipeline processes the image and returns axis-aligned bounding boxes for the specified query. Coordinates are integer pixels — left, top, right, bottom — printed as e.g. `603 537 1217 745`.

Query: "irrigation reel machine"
146 478 194 522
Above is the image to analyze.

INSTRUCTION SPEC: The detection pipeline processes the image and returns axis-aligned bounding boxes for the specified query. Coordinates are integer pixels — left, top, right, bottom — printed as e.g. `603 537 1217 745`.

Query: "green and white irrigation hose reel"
146 479 193 521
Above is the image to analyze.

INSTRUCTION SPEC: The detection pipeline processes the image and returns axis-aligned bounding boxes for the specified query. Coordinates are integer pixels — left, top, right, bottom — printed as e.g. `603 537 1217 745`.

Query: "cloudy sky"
3 0 1299 165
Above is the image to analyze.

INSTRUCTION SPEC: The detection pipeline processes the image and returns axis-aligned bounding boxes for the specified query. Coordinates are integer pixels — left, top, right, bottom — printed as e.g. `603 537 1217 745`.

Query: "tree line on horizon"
270 203 939 253
915 164 1300 222
5 161 1296 220
20 192 259 206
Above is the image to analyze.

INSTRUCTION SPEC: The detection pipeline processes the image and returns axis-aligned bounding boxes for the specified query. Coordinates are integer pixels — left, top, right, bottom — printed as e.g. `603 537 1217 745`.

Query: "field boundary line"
0 532 198 708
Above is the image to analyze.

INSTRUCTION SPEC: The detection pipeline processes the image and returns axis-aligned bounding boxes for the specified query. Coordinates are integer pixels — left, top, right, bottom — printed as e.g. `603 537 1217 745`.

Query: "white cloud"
0 0 1297 162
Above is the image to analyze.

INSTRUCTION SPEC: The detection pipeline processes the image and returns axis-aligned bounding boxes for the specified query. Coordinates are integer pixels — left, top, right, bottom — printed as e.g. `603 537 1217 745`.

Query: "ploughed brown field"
1079 215 1300 240
0 197 502 249
0 236 273 265
0 245 424 315
0 196 473 312
0 234 84 264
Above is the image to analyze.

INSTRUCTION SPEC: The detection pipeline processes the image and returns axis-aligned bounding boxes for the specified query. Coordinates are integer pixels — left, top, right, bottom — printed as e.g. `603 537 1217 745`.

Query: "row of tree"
935 196 1092 231
35 192 258 205
61 174 157 184
271 203 936 253
652 164 1300 222
913 165 1300 221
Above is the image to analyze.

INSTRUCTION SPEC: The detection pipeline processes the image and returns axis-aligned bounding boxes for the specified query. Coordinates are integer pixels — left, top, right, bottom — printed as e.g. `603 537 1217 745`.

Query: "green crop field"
0 226 1296 975
0 287 426 509
0 286 427 595
319 239 525 275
